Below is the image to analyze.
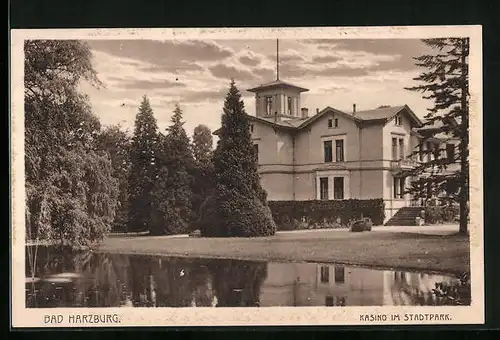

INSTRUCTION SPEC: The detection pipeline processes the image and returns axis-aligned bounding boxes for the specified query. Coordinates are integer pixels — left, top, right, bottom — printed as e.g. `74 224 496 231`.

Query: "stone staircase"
385 207 424 226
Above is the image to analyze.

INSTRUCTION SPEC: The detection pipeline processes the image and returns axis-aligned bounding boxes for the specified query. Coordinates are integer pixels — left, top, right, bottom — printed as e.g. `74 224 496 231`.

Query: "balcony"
391 159 418 172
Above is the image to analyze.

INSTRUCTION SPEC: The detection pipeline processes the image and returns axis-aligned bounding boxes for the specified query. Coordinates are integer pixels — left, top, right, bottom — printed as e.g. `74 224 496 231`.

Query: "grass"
98 229 470 276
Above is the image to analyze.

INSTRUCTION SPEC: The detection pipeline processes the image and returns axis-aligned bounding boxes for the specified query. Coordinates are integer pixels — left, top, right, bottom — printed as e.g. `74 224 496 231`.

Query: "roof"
354 106 406 121
295 105 423 130
353 105 424 127
247 79 309 93
250 115 307 129
213 105 424 135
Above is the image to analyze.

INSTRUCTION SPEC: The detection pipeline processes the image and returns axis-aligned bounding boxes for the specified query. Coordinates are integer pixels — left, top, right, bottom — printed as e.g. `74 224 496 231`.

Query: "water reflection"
25 246 468 308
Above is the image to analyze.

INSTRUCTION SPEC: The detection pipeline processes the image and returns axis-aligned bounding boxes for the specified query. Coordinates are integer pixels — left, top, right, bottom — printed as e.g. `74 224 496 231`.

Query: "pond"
25 246 469 308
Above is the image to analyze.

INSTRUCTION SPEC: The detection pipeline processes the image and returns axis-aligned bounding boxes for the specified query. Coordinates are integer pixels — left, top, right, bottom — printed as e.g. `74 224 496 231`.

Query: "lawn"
98 229 470 275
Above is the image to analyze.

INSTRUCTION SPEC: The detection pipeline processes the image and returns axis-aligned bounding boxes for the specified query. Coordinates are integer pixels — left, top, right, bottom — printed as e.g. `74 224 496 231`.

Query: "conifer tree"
200 80 276 237
150 105 194 235
191 124 214 222
128 96 159 232
403 38 469 234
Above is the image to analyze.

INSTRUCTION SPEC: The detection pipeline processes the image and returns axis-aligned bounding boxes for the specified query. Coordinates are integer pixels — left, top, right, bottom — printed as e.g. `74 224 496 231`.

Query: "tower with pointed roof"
247 40 309 120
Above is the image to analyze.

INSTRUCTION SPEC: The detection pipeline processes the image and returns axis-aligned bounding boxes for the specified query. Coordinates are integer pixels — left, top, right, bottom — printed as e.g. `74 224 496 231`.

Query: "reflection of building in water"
259 263 459 307
259 263 384 306
383 271 456 305
190 275 216 307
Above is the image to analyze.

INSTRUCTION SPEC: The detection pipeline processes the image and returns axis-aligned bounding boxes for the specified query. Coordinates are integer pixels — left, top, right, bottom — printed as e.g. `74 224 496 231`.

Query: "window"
393 177 403 199
418 144 423 162
320 266 330 283
395 115 402 126
319 177 329 200
287 96 292 115
253 144 259 159
334 266 345 283
335 139 344 162
399 138 405 159
328 118 339 128
426 142 432 161
325 296 334 306
333 177 344 200
250 124 254 133
265 96 273 115
446 143 455 162
323 141 333 162
392 138 398 160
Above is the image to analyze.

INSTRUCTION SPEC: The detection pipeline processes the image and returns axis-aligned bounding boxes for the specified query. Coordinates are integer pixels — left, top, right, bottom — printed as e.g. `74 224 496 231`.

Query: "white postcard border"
10 25 484 327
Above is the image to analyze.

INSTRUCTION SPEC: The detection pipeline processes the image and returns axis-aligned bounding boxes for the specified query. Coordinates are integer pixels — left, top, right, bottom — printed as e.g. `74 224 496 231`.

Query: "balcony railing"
391 159 418 171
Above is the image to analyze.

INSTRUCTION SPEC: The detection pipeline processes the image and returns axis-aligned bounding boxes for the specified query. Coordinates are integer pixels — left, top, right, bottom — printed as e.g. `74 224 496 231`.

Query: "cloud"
209 64 254 81
175 88 229 104
312 55 342 63
83 38 434 143
140 62 204 73
269 49 305 63
120 79 187 90
87 39 234 75
280 63 369 78
300 39 339 45
304 39 428 72
239 55 261 66
252 67 276 80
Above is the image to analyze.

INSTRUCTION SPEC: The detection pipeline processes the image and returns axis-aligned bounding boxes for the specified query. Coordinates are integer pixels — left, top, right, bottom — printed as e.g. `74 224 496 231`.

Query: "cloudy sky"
79 39 435 138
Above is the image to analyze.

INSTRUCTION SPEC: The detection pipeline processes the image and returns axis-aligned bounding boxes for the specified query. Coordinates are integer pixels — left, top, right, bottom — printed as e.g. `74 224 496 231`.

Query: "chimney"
316 108 319 114
353 104 357 115
301 107 309 118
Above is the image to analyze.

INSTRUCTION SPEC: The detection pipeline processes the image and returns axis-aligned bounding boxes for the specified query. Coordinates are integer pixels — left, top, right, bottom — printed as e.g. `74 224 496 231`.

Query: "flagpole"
276 39 279 81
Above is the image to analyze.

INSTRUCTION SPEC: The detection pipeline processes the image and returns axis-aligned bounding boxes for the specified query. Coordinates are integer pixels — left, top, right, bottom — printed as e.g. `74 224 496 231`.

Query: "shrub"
350 221 366 232
442 204 460 222
189 230 201 238
268 199 385 230
424 206 442 224
199 195 276 237
424 204 459 224
349 218 373 232
432 272 471 306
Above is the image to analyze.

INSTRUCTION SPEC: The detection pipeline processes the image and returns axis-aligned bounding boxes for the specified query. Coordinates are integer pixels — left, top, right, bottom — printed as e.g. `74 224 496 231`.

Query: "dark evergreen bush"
199 81 276 237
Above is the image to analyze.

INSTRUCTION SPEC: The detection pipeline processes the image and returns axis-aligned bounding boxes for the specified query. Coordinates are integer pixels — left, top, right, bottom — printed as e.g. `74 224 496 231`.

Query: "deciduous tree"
24 40 119 286
97 125 132 232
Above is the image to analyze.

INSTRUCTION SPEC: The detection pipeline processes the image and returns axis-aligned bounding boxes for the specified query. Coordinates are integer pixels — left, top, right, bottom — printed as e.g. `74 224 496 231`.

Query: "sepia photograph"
10 26 483 327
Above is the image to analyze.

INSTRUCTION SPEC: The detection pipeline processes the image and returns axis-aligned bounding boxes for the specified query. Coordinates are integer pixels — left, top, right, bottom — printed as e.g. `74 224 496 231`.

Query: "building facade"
216 79 459 222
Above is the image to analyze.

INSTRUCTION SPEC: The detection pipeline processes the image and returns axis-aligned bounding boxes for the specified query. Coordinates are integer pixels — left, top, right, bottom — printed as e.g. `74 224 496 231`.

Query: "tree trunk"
459 38 470 235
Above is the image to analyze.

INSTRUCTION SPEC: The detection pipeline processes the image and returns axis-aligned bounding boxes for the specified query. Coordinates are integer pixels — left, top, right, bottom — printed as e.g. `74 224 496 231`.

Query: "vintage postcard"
10 26 483 328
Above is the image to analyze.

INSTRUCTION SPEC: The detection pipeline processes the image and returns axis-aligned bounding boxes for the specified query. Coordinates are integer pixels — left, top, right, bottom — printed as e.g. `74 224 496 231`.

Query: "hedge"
268 199 385 230
424 204 460 224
